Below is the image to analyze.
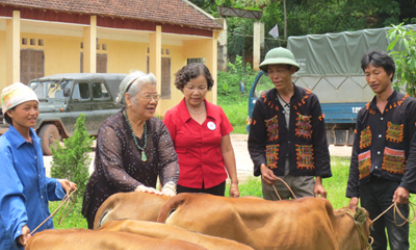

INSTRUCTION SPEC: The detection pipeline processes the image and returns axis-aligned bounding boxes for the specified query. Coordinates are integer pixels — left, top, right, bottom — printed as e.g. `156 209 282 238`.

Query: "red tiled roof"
0 0 222 30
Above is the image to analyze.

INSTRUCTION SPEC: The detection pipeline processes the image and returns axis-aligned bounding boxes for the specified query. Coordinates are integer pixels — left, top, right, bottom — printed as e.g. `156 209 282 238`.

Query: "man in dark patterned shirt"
248 47 332 201
346 50 416 250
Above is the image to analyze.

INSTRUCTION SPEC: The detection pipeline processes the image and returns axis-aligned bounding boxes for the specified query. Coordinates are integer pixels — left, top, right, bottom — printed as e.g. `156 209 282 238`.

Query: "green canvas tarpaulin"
287 24 416 76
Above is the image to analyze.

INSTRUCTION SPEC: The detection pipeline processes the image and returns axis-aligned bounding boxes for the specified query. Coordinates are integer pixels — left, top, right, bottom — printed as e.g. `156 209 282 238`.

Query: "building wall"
158 44 186 116
21 32 81 77
103 39 146 74
215 18 227 72
183 39 216 104
102 39 188 116
0 21 218 117
0 30 6 91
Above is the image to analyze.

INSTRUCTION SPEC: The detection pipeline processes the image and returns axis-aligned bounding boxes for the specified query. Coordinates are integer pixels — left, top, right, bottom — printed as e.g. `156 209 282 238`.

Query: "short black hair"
4 107 15 124
174 63 214 91
361 50 395 81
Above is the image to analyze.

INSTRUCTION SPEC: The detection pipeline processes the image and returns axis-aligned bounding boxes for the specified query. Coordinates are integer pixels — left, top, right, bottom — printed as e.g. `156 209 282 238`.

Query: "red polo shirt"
163 98 233 189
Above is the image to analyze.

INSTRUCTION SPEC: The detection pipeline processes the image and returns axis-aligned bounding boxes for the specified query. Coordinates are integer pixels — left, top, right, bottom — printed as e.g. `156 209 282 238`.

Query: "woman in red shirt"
163 63 239 197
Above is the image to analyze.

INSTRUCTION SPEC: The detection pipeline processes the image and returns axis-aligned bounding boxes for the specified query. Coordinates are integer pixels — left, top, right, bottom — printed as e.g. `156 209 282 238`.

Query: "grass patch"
49 202 87 229
218 95 249 134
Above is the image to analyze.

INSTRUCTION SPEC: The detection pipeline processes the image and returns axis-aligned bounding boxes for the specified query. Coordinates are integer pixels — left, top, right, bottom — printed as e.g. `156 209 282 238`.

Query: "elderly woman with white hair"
82 71 179 229
0 82 76 250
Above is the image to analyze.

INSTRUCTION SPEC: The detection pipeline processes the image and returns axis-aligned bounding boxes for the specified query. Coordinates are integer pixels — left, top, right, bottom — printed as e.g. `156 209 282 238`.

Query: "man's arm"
346 111 363 204
395 101 416 203
248 99 268 177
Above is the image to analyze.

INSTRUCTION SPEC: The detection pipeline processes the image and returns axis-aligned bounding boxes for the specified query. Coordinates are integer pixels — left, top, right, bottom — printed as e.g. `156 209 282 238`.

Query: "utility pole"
284 0 287 39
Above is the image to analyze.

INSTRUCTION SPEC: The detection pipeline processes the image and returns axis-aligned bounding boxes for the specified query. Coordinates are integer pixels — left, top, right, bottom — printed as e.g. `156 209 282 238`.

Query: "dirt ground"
43 133 353 182
230 134 352 181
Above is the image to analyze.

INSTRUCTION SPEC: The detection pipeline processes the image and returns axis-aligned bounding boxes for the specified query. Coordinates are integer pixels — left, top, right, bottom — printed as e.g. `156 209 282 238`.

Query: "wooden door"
161 57 171 99
20 49 44 85
97 53 107 73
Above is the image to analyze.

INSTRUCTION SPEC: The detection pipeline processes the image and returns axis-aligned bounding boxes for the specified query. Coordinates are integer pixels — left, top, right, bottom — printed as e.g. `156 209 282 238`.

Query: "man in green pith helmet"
248 47 332 200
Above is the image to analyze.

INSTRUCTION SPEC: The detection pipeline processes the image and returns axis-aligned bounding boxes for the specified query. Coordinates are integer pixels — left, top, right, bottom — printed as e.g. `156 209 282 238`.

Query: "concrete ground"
43 134 352 181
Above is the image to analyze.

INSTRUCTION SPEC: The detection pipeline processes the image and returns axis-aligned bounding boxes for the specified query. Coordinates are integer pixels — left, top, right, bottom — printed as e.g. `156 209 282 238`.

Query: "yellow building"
0 0 223 115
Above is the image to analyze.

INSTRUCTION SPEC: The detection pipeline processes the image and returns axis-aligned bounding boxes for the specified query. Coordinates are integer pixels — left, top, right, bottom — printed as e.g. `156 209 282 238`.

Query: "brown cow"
94 192 171 229
25 229 207 250
99 220 254 250
157 193 372 250
98 220 253 250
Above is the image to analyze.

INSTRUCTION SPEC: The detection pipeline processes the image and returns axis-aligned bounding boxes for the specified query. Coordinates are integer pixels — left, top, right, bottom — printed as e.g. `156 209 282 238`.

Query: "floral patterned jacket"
346 91 416 198
248 85 332 178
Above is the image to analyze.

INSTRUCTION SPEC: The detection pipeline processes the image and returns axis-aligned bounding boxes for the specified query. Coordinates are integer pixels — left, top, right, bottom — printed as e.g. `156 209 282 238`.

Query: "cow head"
343 206 373 250
355 207 373 250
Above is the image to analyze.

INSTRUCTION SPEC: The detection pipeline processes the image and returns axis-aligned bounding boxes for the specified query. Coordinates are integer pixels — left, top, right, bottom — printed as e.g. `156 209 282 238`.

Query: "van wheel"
39 124 61 155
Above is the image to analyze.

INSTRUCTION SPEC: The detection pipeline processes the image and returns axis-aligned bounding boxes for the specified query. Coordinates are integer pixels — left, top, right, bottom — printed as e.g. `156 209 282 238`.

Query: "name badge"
207 121 216 130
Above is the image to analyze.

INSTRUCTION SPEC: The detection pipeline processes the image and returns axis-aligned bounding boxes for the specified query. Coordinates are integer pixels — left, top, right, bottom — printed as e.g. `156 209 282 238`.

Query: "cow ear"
354 207 367 224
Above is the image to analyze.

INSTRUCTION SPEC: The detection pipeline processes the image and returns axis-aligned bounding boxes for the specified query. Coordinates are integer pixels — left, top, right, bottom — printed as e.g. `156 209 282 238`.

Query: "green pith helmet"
259 47 300 72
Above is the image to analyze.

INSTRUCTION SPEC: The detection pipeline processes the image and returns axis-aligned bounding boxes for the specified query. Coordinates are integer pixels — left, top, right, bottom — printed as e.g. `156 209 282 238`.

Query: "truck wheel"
326 130 335 146
39 124 61 155
347 128 355 146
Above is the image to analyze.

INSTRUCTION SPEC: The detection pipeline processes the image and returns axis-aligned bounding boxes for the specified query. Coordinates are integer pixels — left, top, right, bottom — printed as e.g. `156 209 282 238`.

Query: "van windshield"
30 79 74 99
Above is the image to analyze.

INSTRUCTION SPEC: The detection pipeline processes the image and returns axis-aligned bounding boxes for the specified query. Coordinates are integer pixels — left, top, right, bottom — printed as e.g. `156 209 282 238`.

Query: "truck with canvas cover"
248 24 416 146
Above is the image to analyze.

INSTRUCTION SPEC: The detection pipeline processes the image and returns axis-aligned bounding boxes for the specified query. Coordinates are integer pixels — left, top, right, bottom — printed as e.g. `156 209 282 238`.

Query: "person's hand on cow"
161 181 177 196
348 197 359 209
393 187 410 204
17 224 31 246
58 179 77 194
229 182 240 197
313 176 327 198
260 164 279 185
135 185 162 195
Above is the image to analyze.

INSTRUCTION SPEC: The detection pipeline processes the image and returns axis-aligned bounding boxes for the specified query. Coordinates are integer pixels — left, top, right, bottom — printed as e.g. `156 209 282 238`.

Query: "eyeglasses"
140 94 160 101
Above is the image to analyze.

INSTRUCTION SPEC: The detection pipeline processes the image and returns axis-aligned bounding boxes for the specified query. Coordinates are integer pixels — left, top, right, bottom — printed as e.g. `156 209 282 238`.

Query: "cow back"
25 229 207 250
94 192 171 229
99 220 254 250
157 193 340 250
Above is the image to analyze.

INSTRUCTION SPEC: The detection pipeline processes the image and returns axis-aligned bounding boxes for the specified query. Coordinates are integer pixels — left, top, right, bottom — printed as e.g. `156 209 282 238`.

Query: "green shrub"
217 55 257 101
217 71 240 98
217 57 259 134
50 113 93 206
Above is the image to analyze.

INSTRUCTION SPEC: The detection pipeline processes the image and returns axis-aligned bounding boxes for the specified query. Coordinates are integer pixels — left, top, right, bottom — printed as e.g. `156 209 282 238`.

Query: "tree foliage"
188 0 414 42
50 114 93 206
188 0 416 69
387 23 416 97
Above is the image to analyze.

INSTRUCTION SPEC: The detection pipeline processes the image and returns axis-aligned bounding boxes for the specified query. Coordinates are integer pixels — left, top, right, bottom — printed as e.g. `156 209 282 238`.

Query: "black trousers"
177 181 226 196
360 176 409 250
